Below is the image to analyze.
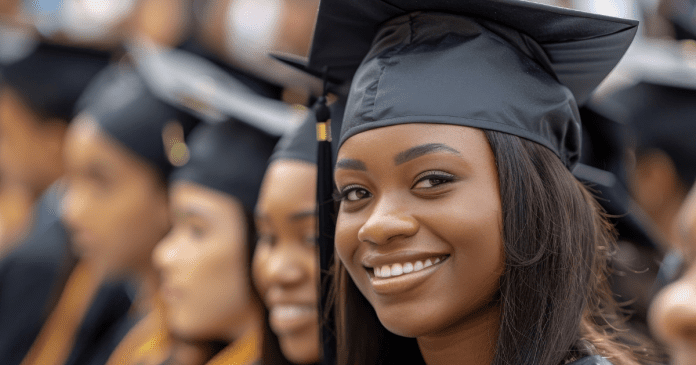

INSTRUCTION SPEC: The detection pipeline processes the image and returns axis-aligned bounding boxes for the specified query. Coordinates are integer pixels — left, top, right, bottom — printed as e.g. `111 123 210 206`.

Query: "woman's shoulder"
567 355 614 365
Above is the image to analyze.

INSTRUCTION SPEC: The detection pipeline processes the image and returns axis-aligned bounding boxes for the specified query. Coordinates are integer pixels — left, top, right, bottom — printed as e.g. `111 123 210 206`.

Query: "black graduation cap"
76 64 199 179
170 120 278 214
307 0 638 170
0 40 111 121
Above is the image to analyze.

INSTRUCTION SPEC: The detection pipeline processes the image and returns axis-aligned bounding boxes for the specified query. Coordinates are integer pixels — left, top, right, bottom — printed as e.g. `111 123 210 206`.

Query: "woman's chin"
278 333 320 364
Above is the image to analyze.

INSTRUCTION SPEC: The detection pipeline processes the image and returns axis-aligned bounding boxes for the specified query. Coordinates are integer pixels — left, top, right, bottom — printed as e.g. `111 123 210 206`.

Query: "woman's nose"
357 195 419 245
265 243 306 286
60 186 86 229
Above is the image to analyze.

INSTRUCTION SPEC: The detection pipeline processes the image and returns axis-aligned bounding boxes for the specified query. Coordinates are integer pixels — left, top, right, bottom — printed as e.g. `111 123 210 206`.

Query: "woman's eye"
338 185 372 202
257 234 275 246
412 172 456 189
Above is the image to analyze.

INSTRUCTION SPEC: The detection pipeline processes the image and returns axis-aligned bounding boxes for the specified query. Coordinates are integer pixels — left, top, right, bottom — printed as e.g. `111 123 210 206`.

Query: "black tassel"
315 69 337 365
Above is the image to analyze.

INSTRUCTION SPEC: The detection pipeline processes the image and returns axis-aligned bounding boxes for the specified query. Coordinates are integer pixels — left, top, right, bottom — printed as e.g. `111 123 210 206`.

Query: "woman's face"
62 115 170 278
253 160 319 364
649 184 696 365
334 124 505 338
153 182 257 341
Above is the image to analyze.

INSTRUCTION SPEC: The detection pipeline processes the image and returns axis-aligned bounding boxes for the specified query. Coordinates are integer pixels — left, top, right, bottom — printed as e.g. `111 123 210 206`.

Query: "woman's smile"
366 254 450 295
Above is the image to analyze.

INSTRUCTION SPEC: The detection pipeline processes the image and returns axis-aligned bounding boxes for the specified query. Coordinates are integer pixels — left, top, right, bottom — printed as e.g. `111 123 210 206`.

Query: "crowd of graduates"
0 0 695 365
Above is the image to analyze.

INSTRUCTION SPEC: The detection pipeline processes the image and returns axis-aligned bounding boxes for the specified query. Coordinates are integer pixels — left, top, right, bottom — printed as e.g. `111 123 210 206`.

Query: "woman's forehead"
337 123 488 160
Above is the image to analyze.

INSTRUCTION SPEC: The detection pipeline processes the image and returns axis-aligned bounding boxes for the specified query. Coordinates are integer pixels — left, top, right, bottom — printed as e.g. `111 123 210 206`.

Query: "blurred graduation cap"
76 64 200 179
0 26 111 121
608 39 696 189
127 37 306 137
171 119 279 215
664 0 696 41
573 102 659 249
302 1 637 364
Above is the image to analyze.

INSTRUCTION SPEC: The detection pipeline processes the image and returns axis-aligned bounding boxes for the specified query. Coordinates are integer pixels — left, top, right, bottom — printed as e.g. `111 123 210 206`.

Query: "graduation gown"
204 327 261 365
0 184 75 365
21 261 135 365
0 182 135 365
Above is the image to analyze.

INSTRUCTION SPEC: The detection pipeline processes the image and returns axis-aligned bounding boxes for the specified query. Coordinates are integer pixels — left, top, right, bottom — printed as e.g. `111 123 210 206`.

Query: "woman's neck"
130 265 160 316
225 299 264 344
417 304 500 365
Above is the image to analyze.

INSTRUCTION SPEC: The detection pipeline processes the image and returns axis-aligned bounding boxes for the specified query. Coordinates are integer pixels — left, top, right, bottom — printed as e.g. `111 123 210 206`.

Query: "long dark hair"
334 130 642 365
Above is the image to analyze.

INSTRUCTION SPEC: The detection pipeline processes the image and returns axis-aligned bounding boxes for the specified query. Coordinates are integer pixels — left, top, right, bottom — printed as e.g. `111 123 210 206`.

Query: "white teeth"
371 256 447 279
270 305 314 320
381 265 391 278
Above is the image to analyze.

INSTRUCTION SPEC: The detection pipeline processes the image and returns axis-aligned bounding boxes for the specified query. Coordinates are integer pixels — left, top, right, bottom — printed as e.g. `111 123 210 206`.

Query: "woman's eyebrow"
290 210 316 221
394 143 461 166
336 158 367 171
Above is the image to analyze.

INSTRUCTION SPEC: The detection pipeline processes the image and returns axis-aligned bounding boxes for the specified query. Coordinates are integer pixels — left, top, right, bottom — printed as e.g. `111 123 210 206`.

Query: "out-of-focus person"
253 89 344 364
612 67 696 251
0 176 34 256
573 102 665 348
60 63 201 365
0 27 119 364
151 118 278 365
648 182 696 365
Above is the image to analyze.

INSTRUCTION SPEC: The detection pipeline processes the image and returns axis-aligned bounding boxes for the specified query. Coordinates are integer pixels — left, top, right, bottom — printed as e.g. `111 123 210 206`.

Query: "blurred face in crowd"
154 182 260 341
127 0 192 45
254 160 320 364
650 183 696 365
0 87 68 195
62 115 170 278
334 124 504 339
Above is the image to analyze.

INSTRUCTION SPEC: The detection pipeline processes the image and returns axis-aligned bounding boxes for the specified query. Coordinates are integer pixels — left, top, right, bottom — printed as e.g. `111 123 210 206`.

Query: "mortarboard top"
306 0 638 170
0 28 111 121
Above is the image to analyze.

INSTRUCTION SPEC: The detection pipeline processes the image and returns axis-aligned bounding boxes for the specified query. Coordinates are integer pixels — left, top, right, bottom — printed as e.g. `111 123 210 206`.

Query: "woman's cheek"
252 244 271 294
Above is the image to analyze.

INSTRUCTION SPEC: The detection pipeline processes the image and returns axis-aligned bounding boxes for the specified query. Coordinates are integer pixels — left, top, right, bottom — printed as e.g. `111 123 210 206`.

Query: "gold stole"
20 261 101 365
104 297 171 365
206 327 261 365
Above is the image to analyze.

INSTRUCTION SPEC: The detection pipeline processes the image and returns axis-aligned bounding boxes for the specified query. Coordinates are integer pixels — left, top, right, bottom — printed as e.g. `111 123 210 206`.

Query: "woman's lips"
366 255 450 295
268 304 317 336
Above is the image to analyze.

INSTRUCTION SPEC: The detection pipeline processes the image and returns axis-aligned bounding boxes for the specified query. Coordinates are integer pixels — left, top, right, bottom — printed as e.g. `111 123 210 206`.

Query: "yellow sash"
20 261 101 365
206 327 261 365
105 298 171 365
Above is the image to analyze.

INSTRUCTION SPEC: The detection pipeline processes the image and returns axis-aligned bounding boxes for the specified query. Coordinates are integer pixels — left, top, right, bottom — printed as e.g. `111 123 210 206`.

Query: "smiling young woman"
302 1 650 365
